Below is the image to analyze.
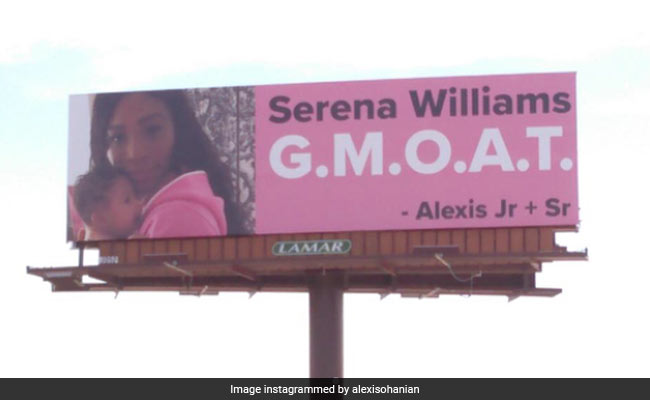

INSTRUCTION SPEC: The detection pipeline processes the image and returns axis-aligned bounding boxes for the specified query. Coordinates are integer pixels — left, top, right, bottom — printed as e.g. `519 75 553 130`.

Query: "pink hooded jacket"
138 171 228 238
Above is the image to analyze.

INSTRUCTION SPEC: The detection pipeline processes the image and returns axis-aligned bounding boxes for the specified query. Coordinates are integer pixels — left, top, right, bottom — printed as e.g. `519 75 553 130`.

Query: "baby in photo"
73 168 143 240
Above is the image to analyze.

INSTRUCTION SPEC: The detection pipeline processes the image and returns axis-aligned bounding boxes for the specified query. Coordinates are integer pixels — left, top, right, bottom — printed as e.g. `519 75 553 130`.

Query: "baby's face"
102 176 143 238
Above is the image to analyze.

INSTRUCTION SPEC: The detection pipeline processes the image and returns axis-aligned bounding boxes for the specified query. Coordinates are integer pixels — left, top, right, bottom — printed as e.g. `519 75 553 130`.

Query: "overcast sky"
1 0 649 377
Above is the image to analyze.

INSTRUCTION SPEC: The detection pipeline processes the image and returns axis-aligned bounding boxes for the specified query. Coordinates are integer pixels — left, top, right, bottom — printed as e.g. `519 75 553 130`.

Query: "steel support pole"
78 243 84 267
309 270 344 378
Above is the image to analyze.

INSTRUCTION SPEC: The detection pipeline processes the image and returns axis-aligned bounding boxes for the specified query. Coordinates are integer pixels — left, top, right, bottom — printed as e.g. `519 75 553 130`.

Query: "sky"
1 0 649 377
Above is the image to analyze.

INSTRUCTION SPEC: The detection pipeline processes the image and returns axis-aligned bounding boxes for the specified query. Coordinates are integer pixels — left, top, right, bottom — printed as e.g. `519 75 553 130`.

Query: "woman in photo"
87 89 247 238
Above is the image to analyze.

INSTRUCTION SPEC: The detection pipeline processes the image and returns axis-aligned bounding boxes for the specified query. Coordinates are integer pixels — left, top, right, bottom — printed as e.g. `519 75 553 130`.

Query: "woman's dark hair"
89 89 248 235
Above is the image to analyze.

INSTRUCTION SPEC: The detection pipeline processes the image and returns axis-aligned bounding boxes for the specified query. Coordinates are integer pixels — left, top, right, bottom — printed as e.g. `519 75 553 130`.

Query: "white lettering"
526 126 563 171
300 242 319 253
469 128 514 172
331 241 343 252
269 135 311 179
334 132 383 176
405 129 451 174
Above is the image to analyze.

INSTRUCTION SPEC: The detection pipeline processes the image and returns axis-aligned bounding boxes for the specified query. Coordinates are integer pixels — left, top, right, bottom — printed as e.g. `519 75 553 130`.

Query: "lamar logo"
272 240 352 256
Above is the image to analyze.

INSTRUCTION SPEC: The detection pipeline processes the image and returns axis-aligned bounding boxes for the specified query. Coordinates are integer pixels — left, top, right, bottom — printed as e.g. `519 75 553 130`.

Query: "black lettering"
416 202 433 220
269 95 291 123
354 99 374 120
471 88 479 116
442 206 455 219
552 92 571 113
407 87 570 118
495 199 508 218
316 101 330 121
482 86 491 115
377 99 397 119
294 102 313 122
517 93 550 114
476 205 487 218
545 198 561 216
331 100 351 121
409 90 446 117
460 88 468 116
455 205 467 218
449 87 457 116
493 94 513 115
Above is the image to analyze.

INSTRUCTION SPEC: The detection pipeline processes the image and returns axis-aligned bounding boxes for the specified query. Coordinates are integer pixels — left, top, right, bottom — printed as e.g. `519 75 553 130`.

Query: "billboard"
67 72 578 242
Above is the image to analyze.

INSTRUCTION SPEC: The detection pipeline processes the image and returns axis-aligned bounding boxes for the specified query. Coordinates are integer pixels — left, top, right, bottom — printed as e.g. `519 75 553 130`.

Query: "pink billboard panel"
67 73 577 241
255 72 578 234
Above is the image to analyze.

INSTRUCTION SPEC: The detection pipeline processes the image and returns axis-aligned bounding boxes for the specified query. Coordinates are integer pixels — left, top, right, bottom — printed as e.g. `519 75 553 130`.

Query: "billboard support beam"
309 269 344 378
78 243 84 268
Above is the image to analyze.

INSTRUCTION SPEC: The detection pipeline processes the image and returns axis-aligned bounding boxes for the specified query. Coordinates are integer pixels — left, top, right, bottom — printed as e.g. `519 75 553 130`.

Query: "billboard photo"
67 72 578 242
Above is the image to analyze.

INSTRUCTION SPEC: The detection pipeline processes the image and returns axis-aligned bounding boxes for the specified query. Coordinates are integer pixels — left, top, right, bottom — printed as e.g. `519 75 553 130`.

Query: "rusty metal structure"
28 226 586 300
28 226 587 377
